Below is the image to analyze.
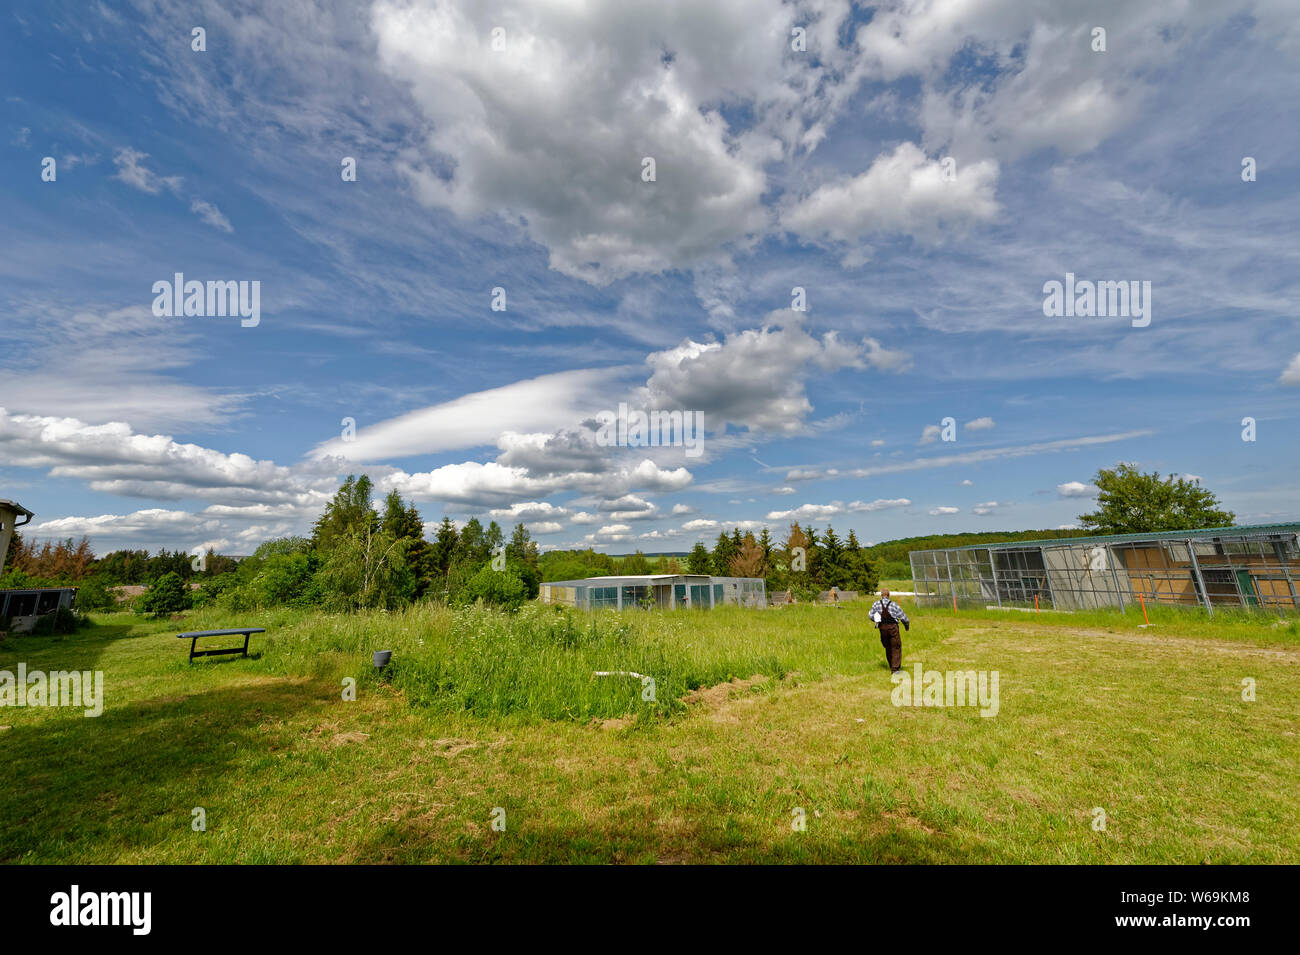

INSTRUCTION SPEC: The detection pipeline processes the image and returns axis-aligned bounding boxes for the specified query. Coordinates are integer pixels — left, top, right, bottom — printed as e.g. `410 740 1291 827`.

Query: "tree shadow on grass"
0 616 167 673
0 680 323 862
345 811 999 864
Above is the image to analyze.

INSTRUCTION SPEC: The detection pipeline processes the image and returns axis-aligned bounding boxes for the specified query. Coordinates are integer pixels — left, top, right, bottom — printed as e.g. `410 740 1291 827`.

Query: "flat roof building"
910 523 1300 615
539 574 766 610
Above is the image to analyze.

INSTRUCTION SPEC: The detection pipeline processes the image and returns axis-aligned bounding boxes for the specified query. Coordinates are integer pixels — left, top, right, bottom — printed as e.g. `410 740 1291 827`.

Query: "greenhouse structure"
909 523 1300 615
539 574 767 610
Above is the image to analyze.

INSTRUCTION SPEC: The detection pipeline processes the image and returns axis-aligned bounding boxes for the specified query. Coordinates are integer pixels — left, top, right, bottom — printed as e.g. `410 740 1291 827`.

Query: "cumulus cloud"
766 498 910 521
370 0 865 284
26 506 296 553
783 142 999 247
641 319 905 436
488 501 570 521
964 416 995 432
852 3 1212 162
0 408 334 510
1280 353 1300 385
382 456 691 510
682 519 718 531
928 506 959 516
1057 481 1097 498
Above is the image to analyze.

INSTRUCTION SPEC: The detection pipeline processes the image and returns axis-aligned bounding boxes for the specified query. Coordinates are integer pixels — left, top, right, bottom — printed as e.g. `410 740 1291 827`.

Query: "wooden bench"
178 628 265 663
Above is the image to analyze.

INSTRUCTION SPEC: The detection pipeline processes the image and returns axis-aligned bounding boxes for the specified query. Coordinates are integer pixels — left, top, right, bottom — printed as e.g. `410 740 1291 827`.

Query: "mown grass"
1 597 1296 863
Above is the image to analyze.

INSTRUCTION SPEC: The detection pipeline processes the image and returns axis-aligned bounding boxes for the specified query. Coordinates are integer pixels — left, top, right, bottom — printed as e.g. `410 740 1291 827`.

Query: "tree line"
3 463 1236 616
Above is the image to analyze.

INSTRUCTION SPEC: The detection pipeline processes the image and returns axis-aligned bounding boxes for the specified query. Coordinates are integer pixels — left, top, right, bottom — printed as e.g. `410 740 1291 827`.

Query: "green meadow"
1 599 1296 863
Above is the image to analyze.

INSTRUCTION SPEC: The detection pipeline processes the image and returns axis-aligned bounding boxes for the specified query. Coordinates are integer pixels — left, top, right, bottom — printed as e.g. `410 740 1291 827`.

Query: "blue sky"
2 0 1298 557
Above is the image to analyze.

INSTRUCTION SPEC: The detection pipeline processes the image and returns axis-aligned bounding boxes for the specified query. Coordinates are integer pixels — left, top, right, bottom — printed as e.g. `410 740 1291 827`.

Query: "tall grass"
193 602 835 721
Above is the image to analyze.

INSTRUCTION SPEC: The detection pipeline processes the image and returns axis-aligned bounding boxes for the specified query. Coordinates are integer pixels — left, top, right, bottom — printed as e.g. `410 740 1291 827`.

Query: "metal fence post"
988 547 1002 607
943 550 955 607
1186 538 1213 617
1039 546 1057 610
1107 544 1125 612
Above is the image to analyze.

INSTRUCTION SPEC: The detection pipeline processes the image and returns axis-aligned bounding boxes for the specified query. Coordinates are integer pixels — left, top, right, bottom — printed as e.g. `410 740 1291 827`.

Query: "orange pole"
1138 594 1149 625
953 592 958 613
1034 594 1039 613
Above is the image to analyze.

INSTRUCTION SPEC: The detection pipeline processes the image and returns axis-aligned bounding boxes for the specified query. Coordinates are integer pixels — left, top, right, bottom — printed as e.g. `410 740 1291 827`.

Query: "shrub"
453 563 527 611
71 576 118 613
191 572 239 608
30 607 85 636
138 572 192 618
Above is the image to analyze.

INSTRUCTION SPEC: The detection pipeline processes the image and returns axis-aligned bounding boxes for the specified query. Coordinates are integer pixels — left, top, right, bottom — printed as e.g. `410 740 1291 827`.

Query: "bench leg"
242 633 251 657
190 638 198 664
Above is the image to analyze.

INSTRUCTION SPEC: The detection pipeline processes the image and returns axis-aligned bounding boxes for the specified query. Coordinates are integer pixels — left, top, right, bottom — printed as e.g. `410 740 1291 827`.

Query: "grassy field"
2 597 1297 863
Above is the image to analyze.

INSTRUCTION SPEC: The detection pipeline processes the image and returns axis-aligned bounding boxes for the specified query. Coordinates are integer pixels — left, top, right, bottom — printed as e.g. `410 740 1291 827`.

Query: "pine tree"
506 523 539 568
730 532 766 577
686 542 712 574
431 517 459 584
820 525 845 589
712 531 739 576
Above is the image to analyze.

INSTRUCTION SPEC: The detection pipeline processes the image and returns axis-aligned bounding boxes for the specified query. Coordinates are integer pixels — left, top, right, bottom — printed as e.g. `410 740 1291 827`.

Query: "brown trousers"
879 623 902 671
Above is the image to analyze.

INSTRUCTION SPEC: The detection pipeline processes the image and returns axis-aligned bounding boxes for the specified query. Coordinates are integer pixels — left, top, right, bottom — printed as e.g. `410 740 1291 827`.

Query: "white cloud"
382 456 692 510
766 497 911 521
113 147 182 195
190 198 234 233
919 423 942 444
682 519 718 531
929 506 959 516
972 501 1002 515
0 408 333 510
783 142 999 247
1280 353 1300 386
767 503 840 521
1057 481 1097 498
372 0 854 285
314 367 626 461
489 501 570 521
964 416 995 431
847 498 911 512
641 319 905 436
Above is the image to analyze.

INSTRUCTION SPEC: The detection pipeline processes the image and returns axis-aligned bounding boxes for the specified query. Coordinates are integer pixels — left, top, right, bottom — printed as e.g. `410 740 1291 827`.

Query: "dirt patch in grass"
597 717 635 731
882 810 938 834
429 738 478 758
683 674 769 708
329 731 371 746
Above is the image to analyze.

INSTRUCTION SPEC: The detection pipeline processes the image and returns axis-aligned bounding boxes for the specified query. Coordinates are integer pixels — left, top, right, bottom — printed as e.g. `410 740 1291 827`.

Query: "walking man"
870 588 910 674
